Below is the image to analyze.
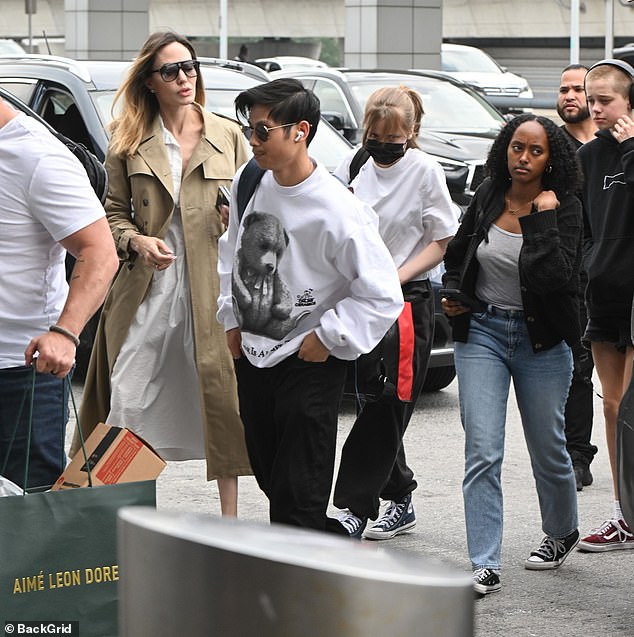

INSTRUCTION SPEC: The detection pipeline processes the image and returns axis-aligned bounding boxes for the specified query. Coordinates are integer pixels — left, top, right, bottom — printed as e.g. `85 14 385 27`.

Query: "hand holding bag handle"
1 364 92 493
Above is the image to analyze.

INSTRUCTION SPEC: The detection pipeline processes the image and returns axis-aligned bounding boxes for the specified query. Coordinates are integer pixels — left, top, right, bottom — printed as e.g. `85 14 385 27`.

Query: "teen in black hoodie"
576 60 634 552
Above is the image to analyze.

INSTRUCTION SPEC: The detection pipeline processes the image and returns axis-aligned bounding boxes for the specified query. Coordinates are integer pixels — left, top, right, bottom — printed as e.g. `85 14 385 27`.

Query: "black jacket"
577 130 634 320
443 178 582 352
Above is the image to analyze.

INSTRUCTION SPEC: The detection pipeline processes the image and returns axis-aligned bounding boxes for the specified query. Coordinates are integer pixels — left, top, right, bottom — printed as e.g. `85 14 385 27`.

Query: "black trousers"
333 280 435 520
565 340 598 466
234 353 347 531
565 296 598 467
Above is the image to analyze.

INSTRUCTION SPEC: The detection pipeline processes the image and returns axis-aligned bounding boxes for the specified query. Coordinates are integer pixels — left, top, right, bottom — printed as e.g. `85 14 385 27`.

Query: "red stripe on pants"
397 302 415 401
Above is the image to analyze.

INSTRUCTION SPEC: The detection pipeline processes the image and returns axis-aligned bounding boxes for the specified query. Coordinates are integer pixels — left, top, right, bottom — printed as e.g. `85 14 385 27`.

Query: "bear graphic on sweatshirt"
232 212 298 340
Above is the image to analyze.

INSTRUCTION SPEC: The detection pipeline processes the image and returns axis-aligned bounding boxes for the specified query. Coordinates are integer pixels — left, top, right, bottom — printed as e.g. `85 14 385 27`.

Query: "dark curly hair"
485 113 581 197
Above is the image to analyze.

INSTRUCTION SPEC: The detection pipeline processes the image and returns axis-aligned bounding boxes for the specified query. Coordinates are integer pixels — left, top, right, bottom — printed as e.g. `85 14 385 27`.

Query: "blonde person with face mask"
331 86 458 540
76 31 252 516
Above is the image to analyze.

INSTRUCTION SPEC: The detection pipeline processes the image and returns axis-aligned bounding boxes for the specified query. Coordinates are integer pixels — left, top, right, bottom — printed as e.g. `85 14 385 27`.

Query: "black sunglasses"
242 121 297 143
151 59 200 82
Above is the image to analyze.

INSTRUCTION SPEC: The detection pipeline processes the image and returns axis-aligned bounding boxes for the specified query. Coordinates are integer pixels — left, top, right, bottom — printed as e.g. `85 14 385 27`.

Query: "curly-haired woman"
442 114 582 595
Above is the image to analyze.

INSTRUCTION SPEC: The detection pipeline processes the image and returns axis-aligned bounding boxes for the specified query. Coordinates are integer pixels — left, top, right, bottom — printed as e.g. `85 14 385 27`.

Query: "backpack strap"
236 157 266 223
348 147 371 184
52 130 108 204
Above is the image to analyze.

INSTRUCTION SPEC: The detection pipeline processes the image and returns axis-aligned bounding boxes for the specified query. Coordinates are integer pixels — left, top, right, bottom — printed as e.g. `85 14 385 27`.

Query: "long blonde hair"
362 85 424 149
109 31 205 158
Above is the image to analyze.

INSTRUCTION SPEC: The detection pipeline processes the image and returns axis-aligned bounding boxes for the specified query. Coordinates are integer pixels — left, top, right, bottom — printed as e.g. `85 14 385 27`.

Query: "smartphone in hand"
216 185 231 211
438 288 482 310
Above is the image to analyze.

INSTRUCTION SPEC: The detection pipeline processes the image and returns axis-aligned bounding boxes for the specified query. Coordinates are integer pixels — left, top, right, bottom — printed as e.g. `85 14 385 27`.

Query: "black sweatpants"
234 353 347 531
564 341 597 466
333 280 435 520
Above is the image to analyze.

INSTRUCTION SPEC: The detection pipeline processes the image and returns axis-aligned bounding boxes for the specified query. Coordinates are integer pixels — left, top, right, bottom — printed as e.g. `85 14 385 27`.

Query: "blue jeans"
454 308 577 570
0 366 68 490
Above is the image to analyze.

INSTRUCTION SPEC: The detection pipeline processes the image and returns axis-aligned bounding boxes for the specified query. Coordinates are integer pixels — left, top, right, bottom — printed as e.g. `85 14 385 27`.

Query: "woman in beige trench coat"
77 31 252 515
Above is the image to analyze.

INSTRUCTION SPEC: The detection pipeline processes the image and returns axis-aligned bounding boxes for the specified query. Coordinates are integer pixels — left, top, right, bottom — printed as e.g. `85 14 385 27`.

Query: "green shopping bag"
0 368 157 635
0 480 156 633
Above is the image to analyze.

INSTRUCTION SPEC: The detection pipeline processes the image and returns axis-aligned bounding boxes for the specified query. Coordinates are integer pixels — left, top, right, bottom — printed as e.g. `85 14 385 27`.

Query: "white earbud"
295 131 305 141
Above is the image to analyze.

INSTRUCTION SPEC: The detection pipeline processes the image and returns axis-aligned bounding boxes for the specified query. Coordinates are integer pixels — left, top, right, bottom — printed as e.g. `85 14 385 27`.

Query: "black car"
271 67 506 208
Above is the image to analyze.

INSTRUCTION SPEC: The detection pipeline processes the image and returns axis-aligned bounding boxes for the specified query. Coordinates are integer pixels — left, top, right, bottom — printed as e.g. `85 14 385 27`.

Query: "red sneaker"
578 519 634 552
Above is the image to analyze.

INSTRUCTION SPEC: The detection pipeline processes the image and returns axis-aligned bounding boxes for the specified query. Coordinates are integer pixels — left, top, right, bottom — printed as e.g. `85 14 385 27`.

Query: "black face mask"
364 139 406 165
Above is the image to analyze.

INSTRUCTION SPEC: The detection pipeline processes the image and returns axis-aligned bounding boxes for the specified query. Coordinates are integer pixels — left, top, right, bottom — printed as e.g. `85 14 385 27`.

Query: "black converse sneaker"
363 493 416 540
524 529 580 570
472 567 501 595
334 509 367 539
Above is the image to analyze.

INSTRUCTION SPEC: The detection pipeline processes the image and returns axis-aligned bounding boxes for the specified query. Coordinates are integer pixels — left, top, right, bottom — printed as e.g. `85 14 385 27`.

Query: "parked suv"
438 43 534 113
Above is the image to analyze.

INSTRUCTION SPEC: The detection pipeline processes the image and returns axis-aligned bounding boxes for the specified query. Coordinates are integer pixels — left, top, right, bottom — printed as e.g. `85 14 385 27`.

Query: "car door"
30 84 99 157
302 77 360 143
0 78 103 159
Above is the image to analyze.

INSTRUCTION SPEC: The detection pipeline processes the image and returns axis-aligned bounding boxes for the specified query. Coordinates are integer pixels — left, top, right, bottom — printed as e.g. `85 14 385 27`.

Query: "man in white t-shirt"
217 79 403 531
0 97 118 489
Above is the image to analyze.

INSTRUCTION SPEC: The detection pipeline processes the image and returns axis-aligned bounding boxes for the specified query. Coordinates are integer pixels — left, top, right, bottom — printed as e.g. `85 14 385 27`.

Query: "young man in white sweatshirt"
217 79 403 531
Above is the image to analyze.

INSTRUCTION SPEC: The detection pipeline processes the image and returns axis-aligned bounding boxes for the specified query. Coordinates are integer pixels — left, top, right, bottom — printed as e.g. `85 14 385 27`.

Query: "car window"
312 79 354 127
349 78 503 135
39 88 95 153
0 80 36 104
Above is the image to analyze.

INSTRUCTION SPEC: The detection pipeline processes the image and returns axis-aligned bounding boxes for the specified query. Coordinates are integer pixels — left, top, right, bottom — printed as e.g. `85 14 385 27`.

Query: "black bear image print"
232 212 300 340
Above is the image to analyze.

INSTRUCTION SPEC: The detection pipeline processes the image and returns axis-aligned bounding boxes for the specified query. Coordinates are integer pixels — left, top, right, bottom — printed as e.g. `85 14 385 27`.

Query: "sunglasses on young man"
151 59 200 82
242 121 298 143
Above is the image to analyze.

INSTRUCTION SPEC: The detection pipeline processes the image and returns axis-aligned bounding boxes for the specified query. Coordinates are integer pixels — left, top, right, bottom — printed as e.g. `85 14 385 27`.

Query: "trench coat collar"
185 106 230 180
136 105 230 194
136 116 174 199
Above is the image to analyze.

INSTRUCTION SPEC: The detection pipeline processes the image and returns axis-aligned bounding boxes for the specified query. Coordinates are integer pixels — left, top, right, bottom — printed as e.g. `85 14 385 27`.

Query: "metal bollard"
118 508 473 637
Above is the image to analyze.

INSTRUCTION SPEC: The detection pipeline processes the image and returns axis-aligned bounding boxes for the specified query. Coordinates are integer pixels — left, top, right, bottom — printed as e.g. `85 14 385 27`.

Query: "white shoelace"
592 519 633 540
532 536 566 560
376 502 405 527
473 567 498 583
375 500 406 529
337 510 363 534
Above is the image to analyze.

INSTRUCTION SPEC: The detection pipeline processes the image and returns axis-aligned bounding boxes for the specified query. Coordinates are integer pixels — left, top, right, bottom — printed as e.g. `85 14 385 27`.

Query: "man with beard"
558 64 597 148
556 64 598 491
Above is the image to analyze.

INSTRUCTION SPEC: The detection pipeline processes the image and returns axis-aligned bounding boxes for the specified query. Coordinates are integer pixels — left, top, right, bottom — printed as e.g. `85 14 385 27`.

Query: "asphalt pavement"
71 371 633 637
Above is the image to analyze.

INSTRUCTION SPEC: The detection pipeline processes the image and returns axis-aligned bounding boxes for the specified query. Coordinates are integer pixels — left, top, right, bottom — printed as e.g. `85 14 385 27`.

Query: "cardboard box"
52 423 166 490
